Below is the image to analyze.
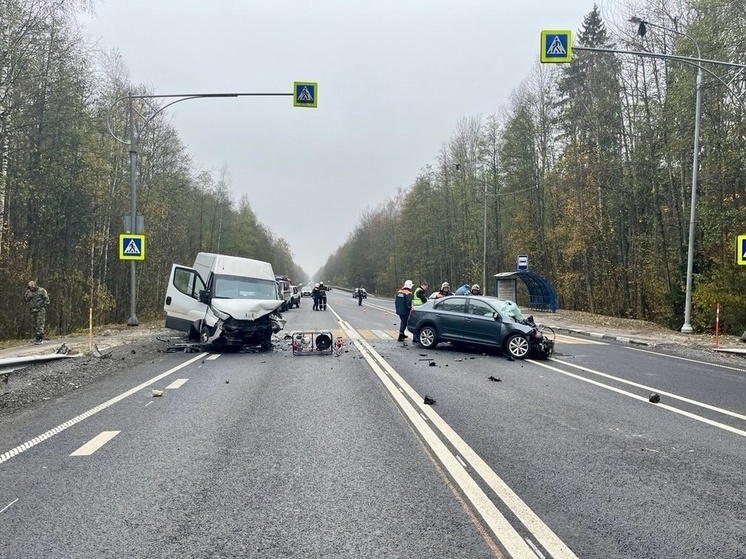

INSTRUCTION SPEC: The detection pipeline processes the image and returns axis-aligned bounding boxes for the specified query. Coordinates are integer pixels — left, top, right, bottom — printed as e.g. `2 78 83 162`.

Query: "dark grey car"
406 296 554 359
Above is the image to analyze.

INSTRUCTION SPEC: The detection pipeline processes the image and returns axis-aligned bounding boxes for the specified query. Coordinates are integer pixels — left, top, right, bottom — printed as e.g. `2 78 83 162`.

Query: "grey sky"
82 0 596 275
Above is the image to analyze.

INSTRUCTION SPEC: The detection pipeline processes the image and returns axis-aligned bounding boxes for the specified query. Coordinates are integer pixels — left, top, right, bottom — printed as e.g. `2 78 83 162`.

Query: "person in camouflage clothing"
24 281 50 344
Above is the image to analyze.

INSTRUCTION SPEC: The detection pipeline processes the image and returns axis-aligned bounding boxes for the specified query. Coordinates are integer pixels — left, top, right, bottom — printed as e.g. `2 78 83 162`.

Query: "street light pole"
107 91 294 326
631 17 702 333
127 95 138 325
483 178 487 293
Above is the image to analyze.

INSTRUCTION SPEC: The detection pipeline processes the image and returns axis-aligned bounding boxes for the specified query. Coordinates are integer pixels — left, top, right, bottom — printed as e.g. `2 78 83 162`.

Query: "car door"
463 299 502 346
431 296 467 341
163 264 208 333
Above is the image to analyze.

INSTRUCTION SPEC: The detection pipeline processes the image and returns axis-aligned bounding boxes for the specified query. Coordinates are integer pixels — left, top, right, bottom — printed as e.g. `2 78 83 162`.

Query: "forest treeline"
0 0 305 340
318 2 746 335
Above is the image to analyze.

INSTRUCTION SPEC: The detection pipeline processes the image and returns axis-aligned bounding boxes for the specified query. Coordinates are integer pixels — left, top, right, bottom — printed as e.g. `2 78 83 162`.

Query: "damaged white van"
163 252 286 350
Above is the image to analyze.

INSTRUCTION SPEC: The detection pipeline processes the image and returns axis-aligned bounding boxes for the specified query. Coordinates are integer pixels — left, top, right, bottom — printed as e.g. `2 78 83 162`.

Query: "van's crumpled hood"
211 298 283 320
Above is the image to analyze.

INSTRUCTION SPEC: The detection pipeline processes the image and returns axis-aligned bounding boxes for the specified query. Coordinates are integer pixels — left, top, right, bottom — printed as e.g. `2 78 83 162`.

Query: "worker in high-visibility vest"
412 281 429 306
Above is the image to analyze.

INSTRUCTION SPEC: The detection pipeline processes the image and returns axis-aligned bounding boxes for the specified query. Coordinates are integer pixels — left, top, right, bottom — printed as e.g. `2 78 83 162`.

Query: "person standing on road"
318 282 328 310
395 280 414 341
469 284 481 296
413 281 429 306
24 280 50 344
312 283 320 311
357 287 365 306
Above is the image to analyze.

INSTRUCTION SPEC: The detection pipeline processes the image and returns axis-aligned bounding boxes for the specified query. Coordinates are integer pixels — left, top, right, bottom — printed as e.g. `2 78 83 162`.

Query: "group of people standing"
394 280 482 341
311 282 328 311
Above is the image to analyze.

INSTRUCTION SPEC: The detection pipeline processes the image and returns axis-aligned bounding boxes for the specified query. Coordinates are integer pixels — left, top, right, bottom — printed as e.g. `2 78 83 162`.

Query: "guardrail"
0 349 80 395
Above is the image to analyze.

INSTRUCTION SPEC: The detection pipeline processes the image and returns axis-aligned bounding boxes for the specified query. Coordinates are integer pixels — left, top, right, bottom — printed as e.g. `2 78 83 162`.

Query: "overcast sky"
81 0 599 276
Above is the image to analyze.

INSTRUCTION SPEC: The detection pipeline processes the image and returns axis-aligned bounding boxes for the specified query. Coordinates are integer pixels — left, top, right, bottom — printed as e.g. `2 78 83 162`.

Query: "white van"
163 252 286 350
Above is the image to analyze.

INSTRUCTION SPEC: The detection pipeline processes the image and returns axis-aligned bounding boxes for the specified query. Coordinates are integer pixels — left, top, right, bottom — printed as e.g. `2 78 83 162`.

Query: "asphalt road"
1 289 744 558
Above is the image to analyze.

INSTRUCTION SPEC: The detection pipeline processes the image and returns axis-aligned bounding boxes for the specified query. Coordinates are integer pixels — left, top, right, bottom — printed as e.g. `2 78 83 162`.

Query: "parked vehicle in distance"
352 288 367 299
406 295 554 359
289 285 301 308
275 277 292 312
163 252 285 350
301 284 313 297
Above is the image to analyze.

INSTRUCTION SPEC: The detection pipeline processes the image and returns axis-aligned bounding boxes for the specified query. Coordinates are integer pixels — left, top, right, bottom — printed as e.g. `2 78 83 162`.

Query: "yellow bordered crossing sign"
541 30 573 63
737 235 746 265
293 81 318 108
119 234 146 261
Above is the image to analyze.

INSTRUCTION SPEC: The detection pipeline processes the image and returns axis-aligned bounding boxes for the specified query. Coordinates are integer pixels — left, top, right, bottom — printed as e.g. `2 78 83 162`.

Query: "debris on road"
649 393 661 403
424 395 436 405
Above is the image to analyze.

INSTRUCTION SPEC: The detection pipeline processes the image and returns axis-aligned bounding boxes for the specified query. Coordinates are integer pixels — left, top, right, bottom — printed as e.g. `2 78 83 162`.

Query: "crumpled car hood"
211 298 283 321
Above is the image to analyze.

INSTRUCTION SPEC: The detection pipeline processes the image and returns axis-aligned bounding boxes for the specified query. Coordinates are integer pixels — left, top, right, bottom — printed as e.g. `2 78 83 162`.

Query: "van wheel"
200 324 212 344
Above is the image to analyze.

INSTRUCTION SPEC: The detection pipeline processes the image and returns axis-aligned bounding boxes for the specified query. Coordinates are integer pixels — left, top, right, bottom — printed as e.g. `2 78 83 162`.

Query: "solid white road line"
166 378 189 389
547 357 746 422
70 431 120 456
628 346 746 373
0 353 206 465
533 360 746 438
330 305 578 558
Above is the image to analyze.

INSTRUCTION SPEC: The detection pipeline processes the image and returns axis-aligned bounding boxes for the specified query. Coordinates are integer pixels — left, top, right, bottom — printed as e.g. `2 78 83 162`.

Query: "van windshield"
212 275 278 300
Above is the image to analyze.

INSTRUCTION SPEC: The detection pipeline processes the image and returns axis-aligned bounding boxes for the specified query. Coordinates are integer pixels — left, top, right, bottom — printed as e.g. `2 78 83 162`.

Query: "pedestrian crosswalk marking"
330 328 598 344
124 239 141 255
371 329 393 339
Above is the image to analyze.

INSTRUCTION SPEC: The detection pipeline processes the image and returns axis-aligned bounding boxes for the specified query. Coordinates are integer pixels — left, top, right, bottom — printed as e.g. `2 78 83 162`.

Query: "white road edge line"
0 353 206 465
326 306 577 559
548 357 746 422
70 430 120 456
533 360 746 438
627 346 746 373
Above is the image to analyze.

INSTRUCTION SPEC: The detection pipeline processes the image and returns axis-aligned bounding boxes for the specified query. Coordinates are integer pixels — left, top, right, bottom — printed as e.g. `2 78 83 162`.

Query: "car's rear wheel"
505 334 530 359
418 325 439 349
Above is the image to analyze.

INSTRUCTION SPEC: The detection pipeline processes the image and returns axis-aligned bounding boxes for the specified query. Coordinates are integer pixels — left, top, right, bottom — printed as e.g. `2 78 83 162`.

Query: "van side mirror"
199 290 211 304
493 312 501 321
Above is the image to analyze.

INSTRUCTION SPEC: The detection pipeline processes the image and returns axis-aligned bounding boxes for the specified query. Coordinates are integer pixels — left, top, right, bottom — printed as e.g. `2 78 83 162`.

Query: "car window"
468 299 495 317
433 297 466 314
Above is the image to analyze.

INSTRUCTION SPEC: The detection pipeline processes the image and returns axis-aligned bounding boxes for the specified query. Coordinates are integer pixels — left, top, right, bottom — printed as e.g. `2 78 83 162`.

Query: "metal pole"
624 18 706 333
127 95 139 326
482 180 487 293
681 66 703 333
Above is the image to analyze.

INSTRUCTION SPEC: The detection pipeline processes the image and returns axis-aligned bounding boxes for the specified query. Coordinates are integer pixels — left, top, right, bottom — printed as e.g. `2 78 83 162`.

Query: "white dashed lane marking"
166 378 189 389
70 431 120 456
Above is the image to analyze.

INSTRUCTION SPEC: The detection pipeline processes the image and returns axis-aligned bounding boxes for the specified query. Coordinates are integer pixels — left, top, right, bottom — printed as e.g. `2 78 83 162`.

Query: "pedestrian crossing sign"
119 234 146 261
737 235 746 265
293 81 318 108
540 30 573 63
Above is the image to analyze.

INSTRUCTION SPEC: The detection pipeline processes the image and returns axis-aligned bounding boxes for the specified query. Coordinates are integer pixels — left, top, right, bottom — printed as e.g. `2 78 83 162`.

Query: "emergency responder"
395 280 413 341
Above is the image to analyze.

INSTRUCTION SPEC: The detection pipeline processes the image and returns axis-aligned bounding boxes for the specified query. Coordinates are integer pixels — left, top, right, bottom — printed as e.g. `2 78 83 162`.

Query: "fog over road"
1 289 744 558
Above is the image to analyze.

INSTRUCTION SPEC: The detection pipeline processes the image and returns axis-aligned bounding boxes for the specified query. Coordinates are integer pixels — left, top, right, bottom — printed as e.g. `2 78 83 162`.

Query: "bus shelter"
493 271 557 313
